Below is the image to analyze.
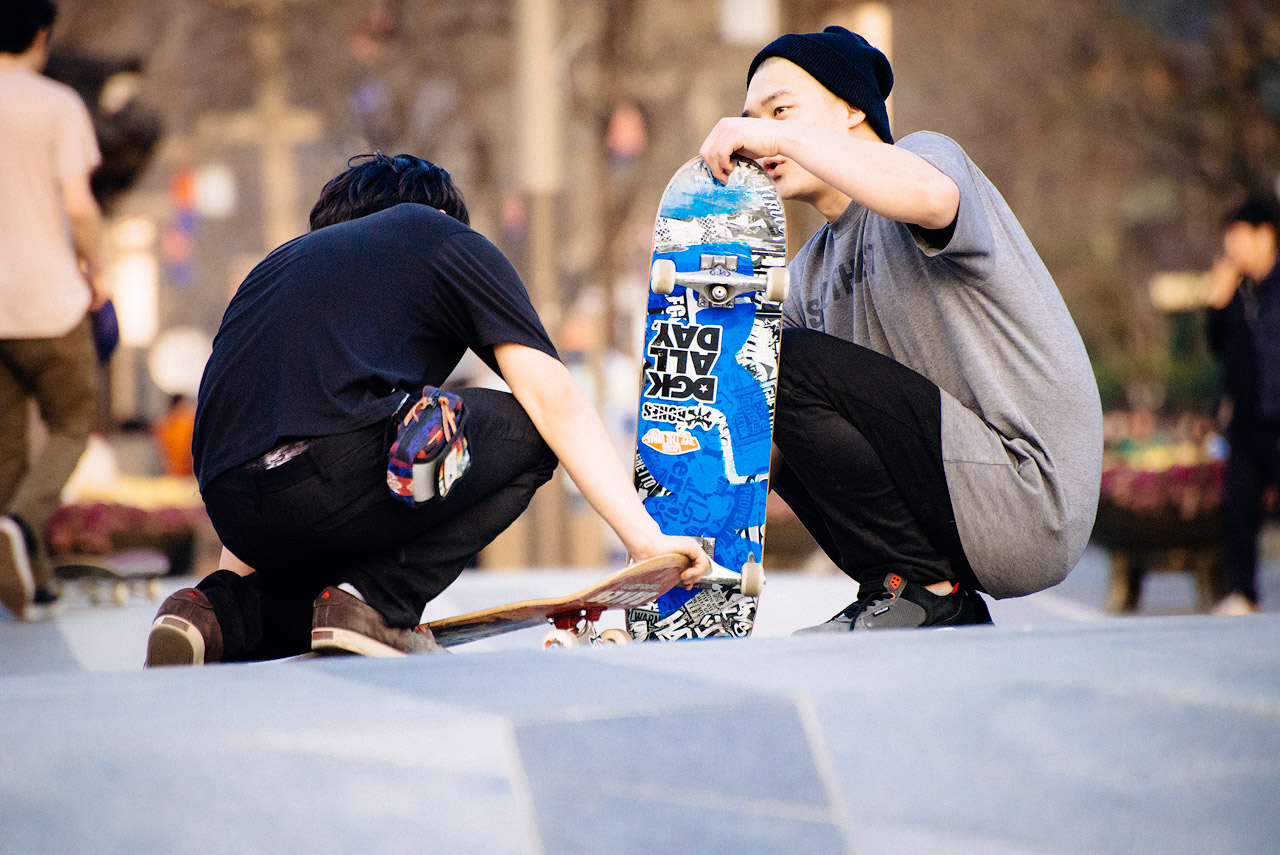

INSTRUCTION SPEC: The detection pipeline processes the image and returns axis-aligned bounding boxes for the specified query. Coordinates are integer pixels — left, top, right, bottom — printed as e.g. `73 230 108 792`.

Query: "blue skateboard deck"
627 155 786 641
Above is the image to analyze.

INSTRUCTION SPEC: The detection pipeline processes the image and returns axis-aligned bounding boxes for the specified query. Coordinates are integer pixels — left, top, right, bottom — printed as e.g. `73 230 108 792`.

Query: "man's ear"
844 103 867 134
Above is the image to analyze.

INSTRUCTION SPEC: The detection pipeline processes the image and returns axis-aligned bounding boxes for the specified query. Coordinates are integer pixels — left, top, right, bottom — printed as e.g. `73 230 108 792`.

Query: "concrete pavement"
1 545 1277 854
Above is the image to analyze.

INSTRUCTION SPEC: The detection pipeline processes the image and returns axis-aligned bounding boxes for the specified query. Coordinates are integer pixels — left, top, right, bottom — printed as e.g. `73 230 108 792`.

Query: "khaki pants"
0 316 96 587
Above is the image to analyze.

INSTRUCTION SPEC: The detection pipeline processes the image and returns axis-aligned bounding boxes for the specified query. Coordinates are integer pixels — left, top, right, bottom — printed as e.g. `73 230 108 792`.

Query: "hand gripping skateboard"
628 155 787 642
423 553 691 648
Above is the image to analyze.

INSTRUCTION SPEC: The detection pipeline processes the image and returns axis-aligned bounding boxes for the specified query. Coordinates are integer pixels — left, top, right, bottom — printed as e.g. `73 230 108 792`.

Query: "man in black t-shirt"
146 154 707 665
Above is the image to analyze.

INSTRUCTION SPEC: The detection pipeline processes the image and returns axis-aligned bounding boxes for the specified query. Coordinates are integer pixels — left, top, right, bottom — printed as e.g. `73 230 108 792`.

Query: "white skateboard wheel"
113 581 129 606
543 629 580 649
764 267 789 304
741 558 764 597
651 259 676 295
598 628 632 645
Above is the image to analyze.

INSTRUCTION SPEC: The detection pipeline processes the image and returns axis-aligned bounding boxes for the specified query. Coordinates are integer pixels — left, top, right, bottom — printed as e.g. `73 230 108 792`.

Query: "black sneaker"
794 572 992 633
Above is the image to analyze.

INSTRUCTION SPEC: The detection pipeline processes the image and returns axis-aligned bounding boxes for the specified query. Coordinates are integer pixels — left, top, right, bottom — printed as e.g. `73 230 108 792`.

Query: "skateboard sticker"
644 320 722 403
628 584 758 641
641 428 700 456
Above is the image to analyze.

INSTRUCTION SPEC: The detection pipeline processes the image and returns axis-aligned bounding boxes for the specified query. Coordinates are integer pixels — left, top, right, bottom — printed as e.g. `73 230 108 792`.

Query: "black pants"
1221 421 1280 603
198 387 557 660
773 329 978 593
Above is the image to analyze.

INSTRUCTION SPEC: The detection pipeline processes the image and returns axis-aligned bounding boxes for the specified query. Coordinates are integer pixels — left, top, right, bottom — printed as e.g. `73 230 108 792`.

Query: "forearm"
542 390 663 552
67 207 104 277
70 210 108 310
779 125 959 229
62 174 108 308
496 343 708 578
499 347 662 554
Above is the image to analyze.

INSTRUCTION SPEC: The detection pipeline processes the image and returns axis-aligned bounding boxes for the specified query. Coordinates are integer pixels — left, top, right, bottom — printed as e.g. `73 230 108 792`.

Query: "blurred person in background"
699 26 1102 632
151 394 196 477
145 153 707 666
1206 195 1280 616
0 0 107 620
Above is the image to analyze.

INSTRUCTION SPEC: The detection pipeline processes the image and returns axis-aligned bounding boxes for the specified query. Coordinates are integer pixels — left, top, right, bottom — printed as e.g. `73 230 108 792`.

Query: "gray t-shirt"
784 131 1102 597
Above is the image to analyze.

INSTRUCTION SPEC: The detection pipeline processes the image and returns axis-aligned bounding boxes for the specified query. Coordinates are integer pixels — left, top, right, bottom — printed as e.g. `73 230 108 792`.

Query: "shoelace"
840 587 892 621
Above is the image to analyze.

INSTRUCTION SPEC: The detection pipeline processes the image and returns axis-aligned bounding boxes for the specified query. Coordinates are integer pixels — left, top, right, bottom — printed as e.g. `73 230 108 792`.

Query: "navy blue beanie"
747 26 894 144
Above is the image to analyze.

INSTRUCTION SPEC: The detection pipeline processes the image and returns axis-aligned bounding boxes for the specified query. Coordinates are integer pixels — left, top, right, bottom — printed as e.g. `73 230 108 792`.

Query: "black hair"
1223 195 1280 231
308 152 469 230
0 0 56 55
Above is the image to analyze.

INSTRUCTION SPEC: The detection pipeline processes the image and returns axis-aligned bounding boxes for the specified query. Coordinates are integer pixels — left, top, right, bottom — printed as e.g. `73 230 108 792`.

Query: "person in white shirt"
0 0 107 619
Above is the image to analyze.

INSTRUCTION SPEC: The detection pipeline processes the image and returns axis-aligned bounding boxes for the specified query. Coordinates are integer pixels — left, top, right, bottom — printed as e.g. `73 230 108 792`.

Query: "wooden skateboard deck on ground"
628 155 787 642
422 553 691 648
53 549 168 606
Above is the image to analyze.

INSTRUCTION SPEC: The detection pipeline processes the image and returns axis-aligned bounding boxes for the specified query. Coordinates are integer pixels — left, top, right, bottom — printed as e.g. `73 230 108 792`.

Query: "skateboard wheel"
651 259 676 295
543 629 580 649
741 558 765 597
113 582 129 606
146 578 161 600
598 628 631 646
764 267 789 304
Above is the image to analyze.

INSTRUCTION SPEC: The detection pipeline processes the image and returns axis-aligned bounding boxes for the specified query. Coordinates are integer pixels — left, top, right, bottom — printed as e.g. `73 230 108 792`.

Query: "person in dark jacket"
1206 195 1280 615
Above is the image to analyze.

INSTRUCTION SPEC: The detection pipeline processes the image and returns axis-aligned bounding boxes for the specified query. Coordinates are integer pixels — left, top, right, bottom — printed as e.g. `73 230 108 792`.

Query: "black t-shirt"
192 204 557 488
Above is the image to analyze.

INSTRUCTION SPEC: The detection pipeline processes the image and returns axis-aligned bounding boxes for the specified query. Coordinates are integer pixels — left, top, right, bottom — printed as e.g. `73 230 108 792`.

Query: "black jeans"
198 387 557 660
773 328 978 593
1221 421 1280 603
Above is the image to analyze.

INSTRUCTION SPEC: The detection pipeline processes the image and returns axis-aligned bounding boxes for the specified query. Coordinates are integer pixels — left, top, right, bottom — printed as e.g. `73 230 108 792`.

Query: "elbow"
916 174 960 232
61 178 103 225
64 202 101 230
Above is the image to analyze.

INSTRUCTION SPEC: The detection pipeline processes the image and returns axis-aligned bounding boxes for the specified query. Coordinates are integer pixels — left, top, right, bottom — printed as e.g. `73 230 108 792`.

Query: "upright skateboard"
628 155 787 641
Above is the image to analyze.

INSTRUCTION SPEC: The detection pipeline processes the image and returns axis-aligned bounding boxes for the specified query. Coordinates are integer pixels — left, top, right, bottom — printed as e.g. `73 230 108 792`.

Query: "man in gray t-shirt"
700 26 1102 631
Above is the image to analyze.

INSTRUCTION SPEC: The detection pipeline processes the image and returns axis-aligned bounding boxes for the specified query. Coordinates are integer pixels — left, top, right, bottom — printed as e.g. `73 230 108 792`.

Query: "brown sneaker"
311 586 444 656
0 517 35 620
145 588 224 666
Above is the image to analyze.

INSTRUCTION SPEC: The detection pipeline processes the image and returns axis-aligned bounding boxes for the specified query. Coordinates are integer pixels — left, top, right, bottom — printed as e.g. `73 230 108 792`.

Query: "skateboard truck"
689 537 764 597
543 607 632 648
650 255 789 307
695 552 765 598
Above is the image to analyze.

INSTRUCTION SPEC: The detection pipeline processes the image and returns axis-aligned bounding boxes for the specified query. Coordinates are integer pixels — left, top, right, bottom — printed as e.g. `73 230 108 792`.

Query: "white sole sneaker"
146 615 206 666
1211 592 1260 617
310 626 408 657
0 518 35 620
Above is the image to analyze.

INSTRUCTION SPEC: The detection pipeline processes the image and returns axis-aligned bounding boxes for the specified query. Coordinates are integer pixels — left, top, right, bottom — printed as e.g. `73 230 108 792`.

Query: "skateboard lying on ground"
53 548 169 606
422 553 691 648
628 154 787 642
